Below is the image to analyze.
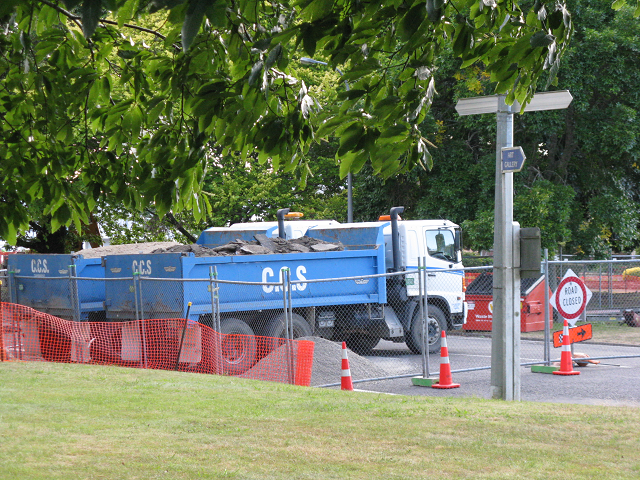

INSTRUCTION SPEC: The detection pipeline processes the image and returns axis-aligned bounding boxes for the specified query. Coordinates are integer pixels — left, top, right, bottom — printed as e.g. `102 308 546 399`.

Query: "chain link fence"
4 257 640 387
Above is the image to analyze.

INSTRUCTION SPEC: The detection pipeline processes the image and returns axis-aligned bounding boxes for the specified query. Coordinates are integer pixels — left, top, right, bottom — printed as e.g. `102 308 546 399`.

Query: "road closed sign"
550 269 592 326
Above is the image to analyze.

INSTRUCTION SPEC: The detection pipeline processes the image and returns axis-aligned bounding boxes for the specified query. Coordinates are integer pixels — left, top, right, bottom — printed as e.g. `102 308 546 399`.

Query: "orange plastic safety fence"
0 303 314 387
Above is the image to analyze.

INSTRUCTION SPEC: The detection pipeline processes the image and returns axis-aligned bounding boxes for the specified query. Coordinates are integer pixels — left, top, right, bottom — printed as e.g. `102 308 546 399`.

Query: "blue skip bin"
8 254 105 321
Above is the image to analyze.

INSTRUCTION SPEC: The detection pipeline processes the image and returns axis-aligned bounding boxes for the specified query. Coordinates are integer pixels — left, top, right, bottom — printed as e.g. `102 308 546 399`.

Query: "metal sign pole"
455 90 572 401
490 95 519 401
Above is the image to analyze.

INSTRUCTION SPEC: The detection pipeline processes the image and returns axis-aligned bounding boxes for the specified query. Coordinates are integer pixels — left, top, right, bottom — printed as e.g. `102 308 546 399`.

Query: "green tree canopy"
349 0 639 258
1 0 572 244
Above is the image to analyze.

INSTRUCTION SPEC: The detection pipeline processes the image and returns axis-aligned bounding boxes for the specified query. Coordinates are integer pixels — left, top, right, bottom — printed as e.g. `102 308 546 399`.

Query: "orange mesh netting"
0 303 314 386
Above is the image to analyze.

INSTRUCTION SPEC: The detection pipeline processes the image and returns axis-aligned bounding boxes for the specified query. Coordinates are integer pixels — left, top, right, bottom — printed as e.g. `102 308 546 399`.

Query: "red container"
464 272 552 332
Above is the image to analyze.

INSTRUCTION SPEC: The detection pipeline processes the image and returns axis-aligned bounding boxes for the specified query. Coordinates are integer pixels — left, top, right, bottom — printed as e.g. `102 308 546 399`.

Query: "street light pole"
300 57 353 223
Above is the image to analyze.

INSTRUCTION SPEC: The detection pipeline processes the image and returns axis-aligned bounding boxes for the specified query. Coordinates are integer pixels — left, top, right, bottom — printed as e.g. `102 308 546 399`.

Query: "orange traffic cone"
553 320 580 376
432 331 460 389
341 342 354 391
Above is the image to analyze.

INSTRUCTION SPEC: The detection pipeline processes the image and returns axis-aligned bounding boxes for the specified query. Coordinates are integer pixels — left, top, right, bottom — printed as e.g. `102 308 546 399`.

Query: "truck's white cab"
386 219 465 320
380 217 467 354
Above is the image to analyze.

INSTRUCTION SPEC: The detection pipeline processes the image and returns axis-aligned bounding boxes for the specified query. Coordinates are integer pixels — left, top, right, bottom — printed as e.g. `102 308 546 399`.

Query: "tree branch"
164 212 198 243
38 0 177 48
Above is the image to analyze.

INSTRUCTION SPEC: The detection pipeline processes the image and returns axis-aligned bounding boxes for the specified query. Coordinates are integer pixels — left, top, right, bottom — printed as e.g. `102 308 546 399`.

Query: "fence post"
8 269 16 304
0 296 4 361
211 266 222 375
133 271 140 322
608 261 613 309
418 258 425 377
138 272 145 322
280 268 290 340
424 257 430 377
543 249 550 365
213 266 221 332
68 264 80 323
420 257 431 379
209 266 216 328
598 263 602 309
132 269 148 369
284 268 294 384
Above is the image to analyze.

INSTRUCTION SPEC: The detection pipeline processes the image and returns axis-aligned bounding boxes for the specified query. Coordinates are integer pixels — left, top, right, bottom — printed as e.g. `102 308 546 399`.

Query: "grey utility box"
520 227 541 278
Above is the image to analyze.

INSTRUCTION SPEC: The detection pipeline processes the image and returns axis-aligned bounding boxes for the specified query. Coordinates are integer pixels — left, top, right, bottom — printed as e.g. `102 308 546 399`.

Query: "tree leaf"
425 0 443 23
300 0 334 22
530 31 555 48
182 0 207 51
81 0 102 39
248 61 264 86
117 0 139 28
337 123 365 157
205 0 227 28
611 0 626 10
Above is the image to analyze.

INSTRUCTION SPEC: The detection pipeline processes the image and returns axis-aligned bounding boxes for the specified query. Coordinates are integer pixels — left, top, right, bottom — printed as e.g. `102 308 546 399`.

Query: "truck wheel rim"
428 317 441 345
222 335 246 364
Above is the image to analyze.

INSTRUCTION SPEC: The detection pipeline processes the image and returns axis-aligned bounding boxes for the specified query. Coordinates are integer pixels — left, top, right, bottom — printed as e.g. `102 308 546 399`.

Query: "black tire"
263 312 313 339
406 305 446 355
345 334 380 355
219 318 257 376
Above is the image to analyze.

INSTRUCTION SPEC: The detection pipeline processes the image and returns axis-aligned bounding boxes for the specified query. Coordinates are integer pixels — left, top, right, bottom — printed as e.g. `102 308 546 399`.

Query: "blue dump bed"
104 223 388 321
7 254 105 321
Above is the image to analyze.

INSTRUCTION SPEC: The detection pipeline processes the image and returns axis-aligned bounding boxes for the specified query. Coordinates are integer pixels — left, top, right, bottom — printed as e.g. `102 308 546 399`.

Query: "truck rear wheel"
219 318 257 376
406 305 446 355
263 312 313 339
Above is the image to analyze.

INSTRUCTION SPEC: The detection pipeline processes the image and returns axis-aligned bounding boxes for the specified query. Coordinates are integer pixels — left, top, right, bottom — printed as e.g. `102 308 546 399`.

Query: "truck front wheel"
219 318 257 376
406 305 446 355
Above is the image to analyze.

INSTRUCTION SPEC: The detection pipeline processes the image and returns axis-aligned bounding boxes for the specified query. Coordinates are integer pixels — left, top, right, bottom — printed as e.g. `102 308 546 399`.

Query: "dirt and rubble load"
150 234 344 257
77 235 344 258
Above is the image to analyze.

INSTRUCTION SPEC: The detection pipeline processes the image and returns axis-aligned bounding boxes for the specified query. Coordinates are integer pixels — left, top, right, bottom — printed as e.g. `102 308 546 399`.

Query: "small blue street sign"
501 146 526 173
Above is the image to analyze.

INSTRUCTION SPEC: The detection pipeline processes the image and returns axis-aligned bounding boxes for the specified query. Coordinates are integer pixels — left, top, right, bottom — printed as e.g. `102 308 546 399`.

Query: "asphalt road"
353 337 640 407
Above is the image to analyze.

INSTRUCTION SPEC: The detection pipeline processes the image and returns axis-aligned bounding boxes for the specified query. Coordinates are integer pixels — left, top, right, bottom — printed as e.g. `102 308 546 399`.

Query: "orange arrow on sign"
553 323 593 348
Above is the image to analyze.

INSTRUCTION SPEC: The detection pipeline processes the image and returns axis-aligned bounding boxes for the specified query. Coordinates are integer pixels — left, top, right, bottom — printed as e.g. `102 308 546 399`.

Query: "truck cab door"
422 228 464 312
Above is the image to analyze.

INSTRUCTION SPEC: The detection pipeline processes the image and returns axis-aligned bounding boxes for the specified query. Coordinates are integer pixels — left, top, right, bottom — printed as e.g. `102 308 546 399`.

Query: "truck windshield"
425 229 456 262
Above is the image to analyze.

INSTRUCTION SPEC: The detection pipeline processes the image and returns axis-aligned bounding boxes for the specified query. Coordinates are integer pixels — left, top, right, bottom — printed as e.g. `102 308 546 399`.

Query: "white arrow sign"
455 91 573 116
550 268 593 326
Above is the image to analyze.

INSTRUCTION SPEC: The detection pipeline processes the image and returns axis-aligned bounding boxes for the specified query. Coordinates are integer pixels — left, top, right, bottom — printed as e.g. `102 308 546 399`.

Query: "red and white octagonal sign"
550 268 592 326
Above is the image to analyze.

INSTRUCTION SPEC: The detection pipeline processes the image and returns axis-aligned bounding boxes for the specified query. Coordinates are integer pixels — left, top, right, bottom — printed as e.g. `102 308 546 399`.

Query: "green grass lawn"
1 361 639 479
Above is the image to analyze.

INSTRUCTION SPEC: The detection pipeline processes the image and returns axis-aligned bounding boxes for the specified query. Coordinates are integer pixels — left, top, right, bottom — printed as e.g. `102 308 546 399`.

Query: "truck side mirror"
520 227 541 278
454 229 462 263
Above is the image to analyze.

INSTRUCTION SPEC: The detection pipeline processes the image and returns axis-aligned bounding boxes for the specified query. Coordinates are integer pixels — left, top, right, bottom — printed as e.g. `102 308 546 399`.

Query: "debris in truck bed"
77 242 180 258
153 235 343 256
77 236 343 258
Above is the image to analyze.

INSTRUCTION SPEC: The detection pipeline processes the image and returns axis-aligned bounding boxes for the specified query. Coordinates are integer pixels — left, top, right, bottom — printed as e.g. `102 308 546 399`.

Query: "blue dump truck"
7 208 467 373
